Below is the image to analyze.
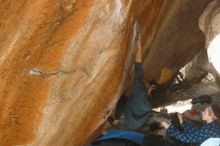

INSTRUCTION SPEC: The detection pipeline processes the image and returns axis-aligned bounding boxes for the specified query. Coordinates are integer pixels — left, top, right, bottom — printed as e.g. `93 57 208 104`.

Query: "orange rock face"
0 0 214 146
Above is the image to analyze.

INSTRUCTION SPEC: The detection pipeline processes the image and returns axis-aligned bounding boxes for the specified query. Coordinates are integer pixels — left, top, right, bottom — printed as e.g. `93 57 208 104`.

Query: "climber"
161 100 220 146
110 33 166 130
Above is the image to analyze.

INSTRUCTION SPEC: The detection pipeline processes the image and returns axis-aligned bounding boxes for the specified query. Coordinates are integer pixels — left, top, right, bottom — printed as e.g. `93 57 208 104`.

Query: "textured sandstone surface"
0 0 215 146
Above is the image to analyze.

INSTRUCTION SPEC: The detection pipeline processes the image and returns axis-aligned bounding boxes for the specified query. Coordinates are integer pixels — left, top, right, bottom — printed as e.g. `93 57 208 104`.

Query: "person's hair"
149 85 167 107
195 103 210 113
191 95 212 105
212 104 220 119
149 80 158 86
198 104 218 120
192 95 213 114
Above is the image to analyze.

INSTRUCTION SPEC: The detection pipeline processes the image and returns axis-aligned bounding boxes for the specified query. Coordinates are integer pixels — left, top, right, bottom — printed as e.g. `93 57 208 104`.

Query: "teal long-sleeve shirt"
124 62 152 129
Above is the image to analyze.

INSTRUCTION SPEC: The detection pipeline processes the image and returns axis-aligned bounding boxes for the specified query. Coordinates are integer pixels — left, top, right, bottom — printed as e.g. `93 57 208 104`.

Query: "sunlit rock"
208 35 220 74
199 0 220 85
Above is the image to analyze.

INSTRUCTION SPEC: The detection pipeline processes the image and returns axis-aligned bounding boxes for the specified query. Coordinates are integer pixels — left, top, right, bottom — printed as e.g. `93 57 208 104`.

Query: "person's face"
202 107 210 121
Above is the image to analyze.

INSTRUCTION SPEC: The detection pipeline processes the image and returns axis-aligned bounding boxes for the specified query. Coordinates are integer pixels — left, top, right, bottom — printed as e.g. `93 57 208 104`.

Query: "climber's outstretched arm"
133 34 146 95
135 34 143 63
